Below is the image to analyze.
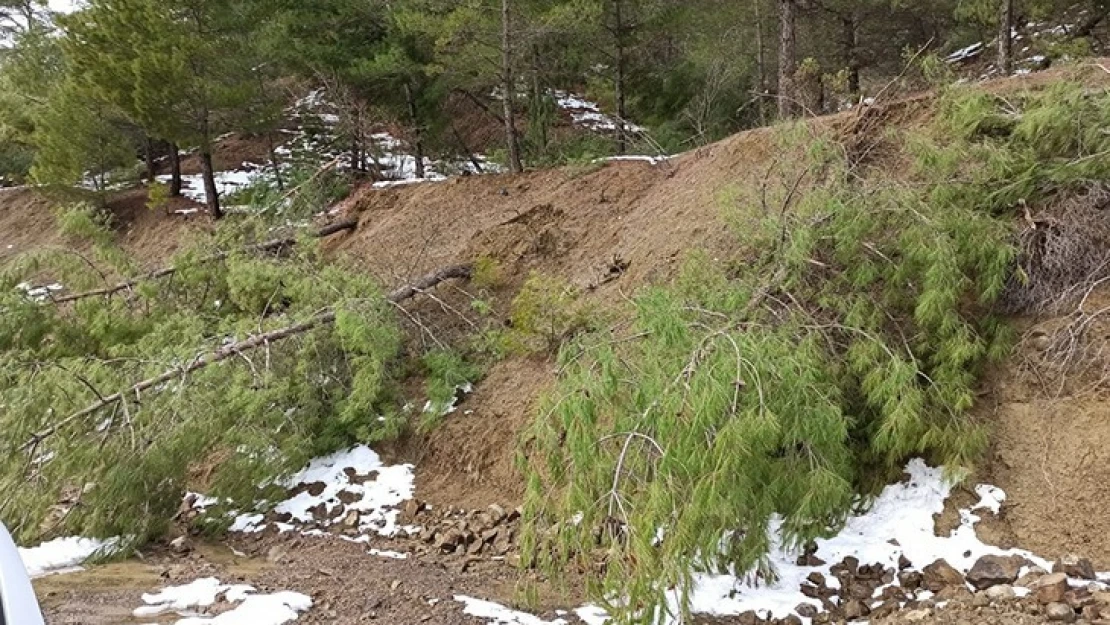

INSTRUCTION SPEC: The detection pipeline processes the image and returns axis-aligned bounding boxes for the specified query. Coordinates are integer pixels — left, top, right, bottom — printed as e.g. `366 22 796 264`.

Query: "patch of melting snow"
196 445 418 538
455 595 567 625
134 577 312 624
19 536 118 578
460 459 1108 624
947 41 984 63
16 281 64 302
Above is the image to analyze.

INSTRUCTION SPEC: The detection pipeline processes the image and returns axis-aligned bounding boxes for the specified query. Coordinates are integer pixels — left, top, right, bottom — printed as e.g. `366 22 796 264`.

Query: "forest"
0 0 1103 218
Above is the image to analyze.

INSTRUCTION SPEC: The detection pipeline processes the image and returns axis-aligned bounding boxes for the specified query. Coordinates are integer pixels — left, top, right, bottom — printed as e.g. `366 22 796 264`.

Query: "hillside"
5 62 1110 625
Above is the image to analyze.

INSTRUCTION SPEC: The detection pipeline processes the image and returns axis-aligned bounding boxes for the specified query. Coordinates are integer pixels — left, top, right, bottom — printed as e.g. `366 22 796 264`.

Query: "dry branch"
24 263 472 449
54 219 358 304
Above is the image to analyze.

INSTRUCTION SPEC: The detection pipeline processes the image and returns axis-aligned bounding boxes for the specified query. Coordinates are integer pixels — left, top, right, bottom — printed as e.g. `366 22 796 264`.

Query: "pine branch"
23 263 472 450
53 219 359 304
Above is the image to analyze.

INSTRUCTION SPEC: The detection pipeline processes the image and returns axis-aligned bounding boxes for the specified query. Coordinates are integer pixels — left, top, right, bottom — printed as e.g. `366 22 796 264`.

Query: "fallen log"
53 218 358 304
23 263 472 449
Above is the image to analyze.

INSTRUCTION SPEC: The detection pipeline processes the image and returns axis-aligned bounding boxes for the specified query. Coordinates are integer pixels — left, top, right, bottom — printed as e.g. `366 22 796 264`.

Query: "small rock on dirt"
1054 554 1097 580
986 584 1017 602
966 554 1024 589
1030 572 1070 604
1045 601 1077 622
923 559 965 592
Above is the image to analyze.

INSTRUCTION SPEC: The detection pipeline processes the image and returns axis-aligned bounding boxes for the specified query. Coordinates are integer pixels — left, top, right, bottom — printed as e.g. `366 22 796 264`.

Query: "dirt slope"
6 63 1110 620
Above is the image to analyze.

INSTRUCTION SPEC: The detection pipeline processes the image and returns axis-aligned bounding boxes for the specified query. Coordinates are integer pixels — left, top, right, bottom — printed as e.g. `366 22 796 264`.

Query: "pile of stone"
409 502 520 562
733 553 1107 625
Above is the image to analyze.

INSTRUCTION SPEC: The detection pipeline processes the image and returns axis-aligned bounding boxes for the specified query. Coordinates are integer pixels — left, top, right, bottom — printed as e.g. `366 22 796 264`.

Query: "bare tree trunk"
452 124 484 174
778 0 798 119
998 0 1013 75
614 0 628 155
168 143 182 197
501 0 524 174
404 82 426 179
843 13 860 96
143 137 156 183
267 131 284 192
350 106 362 174
199 149 221 219
755 0 768 125
531 43 548 154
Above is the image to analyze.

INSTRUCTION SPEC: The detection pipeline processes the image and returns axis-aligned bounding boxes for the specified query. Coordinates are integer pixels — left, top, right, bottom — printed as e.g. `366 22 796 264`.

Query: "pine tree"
64 0 258 217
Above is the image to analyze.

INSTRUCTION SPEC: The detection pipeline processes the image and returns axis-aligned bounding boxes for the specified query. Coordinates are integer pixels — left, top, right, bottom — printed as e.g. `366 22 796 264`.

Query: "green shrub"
521 81 1109 623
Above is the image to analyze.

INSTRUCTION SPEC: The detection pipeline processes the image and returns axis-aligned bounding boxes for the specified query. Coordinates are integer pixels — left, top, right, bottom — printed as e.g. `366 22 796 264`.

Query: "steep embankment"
6 62 1110 615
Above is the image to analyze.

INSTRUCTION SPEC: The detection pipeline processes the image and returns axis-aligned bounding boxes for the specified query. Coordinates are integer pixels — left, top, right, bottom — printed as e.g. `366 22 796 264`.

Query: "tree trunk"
998 0 1013 75
614 0 628 155
143 137 156 183
168 143 182 197
350 106 362 174
1075 0 1110 37
755 0 768 125
404 82 426 179
501 0 524 174
778 0 798 119
267 131 284 192
199 149 221 219
531 43 548 154
843 13 860 96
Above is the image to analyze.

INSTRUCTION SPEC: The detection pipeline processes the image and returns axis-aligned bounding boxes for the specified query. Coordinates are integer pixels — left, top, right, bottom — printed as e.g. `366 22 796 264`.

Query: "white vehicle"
0 522 45 625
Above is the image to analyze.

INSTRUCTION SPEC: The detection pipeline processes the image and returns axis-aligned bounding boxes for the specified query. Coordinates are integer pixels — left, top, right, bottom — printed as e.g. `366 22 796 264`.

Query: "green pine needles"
520 79 1110 623
0 212 468 546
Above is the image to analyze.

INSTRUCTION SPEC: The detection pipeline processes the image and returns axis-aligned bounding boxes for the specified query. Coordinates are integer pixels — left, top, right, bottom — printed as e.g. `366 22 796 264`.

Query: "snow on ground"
456 458 1109 625
134 577 312 624
551 90 646 134
198 445 418 538
156 168 267 207
15 281 63 302
19 536 116 578
456 595 568 625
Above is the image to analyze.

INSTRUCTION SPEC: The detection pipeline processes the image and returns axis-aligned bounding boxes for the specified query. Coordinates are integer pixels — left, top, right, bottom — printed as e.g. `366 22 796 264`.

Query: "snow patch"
215 445 418 537
135 577 312 624
455 595 567 625
19 536 116 578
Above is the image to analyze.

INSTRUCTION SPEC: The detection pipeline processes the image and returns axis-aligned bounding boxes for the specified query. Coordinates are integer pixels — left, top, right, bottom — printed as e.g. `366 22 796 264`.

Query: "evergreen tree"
65 0 259 217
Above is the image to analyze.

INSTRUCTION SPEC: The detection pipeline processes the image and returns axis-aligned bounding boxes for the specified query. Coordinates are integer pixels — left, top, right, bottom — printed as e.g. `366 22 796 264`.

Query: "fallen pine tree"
0 237 477 544
52 217 359 304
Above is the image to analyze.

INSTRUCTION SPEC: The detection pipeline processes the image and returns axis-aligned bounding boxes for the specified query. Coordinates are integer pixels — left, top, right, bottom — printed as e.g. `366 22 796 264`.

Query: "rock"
1016 565 1048 588
780 615 802 625
967 554 1024 589
1082 604 1103 621
972 591 991 607
843 599 869 620
986 584 1017 602
899 554 913 570
923 559 965 592
403 498 426 519
806 571 827 587
342 509 360 527
736 611 759 625
1046 601 1076 622
169 536 191 555
1055 555 1097 580
898 570 924 590
1092 590 1110 606
902 608 933 622
487 504 506 524
337 490 361 505
800 583 821 599
390 579 402 591
869 599 900 620
795 603 818 618
437 529 463 551
266 545 288 563
1030 573 1070 604
1065 588 1094 610
306 481 327 496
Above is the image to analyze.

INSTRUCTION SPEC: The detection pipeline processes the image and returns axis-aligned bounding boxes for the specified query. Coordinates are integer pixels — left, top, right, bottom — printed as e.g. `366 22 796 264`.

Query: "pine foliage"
520 81 1110 623
0 215 444 545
